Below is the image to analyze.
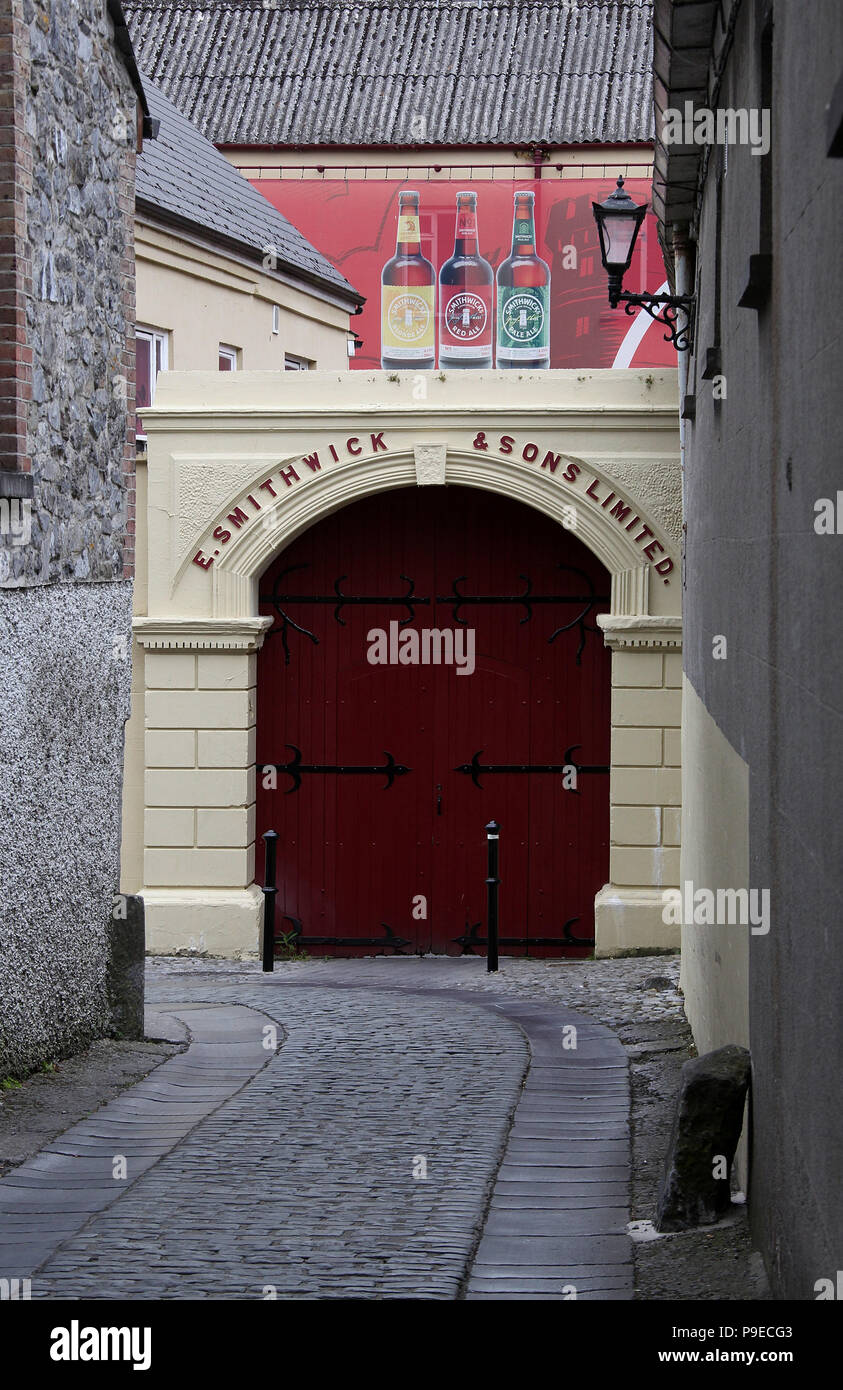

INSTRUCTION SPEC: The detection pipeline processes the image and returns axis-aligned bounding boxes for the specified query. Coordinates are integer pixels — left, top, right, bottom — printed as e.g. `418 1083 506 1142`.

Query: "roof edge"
136 197 365 310
218 141 656 156
107 0 152 126
651 0 723 239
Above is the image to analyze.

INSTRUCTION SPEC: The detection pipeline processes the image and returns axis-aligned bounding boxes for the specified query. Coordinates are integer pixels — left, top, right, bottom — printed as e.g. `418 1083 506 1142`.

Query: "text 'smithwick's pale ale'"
438 191 494 369
496 190 551 369
381 190 435 369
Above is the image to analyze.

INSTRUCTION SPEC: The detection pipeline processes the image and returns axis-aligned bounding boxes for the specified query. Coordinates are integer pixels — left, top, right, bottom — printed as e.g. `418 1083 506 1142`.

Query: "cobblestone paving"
148 951 684 1033
28 982 528 1300
2 957 682 1300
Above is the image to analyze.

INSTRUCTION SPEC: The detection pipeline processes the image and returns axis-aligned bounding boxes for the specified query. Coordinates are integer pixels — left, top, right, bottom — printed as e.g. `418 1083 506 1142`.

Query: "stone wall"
1 0 137 583
0 0 139 1075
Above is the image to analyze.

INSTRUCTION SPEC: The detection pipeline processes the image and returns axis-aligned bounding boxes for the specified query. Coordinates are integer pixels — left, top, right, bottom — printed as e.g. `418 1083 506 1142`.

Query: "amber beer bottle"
496 190 551 369
381 190 435 370
438 191 494 369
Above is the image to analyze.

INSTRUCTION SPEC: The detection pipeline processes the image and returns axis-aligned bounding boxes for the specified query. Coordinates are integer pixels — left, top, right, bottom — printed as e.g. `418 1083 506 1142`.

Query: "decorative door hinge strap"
454 744 608 789
259 745 411 792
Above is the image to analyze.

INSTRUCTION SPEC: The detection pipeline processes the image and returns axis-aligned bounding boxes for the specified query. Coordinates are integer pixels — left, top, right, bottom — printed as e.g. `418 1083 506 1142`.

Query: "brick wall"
0 0 32 480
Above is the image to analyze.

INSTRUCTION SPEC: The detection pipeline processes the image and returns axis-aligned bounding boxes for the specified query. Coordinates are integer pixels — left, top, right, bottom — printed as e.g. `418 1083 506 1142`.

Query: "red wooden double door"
256 486 611 956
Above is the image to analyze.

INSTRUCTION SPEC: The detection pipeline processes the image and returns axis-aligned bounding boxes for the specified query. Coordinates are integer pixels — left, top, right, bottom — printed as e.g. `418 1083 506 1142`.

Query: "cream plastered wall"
680 674 750 1186
135 219 356 374
120 457 147 898
227 147 654 181
122 368 682 958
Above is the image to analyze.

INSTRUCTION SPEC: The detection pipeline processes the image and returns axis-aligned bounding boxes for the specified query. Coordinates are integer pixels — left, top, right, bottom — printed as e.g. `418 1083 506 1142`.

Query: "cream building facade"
136 220 355 376
133 75 363 422
121 368 682 958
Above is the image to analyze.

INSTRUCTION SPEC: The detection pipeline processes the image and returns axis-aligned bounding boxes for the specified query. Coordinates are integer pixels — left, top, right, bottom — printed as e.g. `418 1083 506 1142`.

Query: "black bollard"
261 830 279 972
485 820 500 973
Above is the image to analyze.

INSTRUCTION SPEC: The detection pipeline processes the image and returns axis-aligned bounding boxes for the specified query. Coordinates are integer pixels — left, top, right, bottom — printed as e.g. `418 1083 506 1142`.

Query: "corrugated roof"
136 76 363 302
125 1 654 148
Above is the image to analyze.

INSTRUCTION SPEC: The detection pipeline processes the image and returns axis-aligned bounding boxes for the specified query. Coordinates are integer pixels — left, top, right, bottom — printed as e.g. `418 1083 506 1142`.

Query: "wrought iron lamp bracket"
615 290 696 352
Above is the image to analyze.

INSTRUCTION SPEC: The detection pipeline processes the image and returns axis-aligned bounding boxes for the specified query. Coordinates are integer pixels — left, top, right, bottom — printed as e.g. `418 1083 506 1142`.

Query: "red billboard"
250 175 675 371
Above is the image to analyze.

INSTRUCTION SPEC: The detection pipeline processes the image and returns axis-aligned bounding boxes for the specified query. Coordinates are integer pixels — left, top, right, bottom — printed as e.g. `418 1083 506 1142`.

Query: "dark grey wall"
683 0 843 1298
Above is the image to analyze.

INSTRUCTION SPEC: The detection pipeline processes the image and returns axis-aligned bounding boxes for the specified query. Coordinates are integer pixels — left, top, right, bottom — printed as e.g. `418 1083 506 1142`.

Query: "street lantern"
592 175 695 352
592 176 648 306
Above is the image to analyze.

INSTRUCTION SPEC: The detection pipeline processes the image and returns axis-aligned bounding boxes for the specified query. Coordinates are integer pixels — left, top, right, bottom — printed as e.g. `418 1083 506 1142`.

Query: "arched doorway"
255 485 611 956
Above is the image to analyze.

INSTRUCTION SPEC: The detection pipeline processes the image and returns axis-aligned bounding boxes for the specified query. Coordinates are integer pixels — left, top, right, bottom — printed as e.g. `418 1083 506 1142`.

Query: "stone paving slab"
470 1275 631 1293
509 1128 628 1142
496 1164 629 1182
505 1140 628 1158
492 1194 627 1212
0 1005 276 1279
485 1207 628 1236
469 1287 630 1298
474 1264 632 1289
495 1184 630 1204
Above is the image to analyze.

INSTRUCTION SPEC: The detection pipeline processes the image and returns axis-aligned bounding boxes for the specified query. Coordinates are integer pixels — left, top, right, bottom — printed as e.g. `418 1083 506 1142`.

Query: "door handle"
436 783 443 815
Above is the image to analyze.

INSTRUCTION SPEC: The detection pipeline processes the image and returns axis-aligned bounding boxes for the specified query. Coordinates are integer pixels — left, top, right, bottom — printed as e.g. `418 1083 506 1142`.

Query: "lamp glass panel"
602 215 638 270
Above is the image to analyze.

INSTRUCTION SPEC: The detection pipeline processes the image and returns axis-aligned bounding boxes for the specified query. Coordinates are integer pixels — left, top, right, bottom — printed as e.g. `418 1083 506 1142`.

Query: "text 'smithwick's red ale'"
438 191 494 369
381 190 436 369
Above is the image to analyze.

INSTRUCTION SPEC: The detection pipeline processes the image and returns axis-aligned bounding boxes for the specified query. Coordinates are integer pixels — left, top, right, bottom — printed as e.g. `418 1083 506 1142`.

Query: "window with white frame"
284 354 313 370
135 326 168 441
219 344 239 371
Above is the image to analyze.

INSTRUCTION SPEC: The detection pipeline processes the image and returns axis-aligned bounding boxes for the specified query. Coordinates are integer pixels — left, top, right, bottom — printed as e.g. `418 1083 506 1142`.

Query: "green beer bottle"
496 191 551 369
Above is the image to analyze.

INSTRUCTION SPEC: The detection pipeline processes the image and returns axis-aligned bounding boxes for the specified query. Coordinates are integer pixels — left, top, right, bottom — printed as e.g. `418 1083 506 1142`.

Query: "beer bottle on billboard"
496 190 551 369
381 190 435 370
438 191 494 370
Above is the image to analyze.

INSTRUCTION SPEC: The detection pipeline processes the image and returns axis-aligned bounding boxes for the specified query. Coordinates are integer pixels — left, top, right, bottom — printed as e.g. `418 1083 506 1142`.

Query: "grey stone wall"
0 0 137 587
0 0 139 1076
682 0 843 1298
0 581 133 1076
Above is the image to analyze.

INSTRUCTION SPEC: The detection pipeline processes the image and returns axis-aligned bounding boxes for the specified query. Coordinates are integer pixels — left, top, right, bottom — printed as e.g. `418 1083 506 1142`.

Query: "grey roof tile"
125 1 654 148
136 74 362 302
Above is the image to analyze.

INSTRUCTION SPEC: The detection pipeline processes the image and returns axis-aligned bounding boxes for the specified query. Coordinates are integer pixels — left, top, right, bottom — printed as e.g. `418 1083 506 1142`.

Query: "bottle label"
382 284 435 358
397 214 420 243
496 285 550 361
440 288 493 359
456 210 477 238
513 217 535 248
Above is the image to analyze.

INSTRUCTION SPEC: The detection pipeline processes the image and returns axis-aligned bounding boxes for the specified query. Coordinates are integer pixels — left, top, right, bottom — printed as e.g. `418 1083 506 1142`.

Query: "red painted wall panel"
251 175 674 371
